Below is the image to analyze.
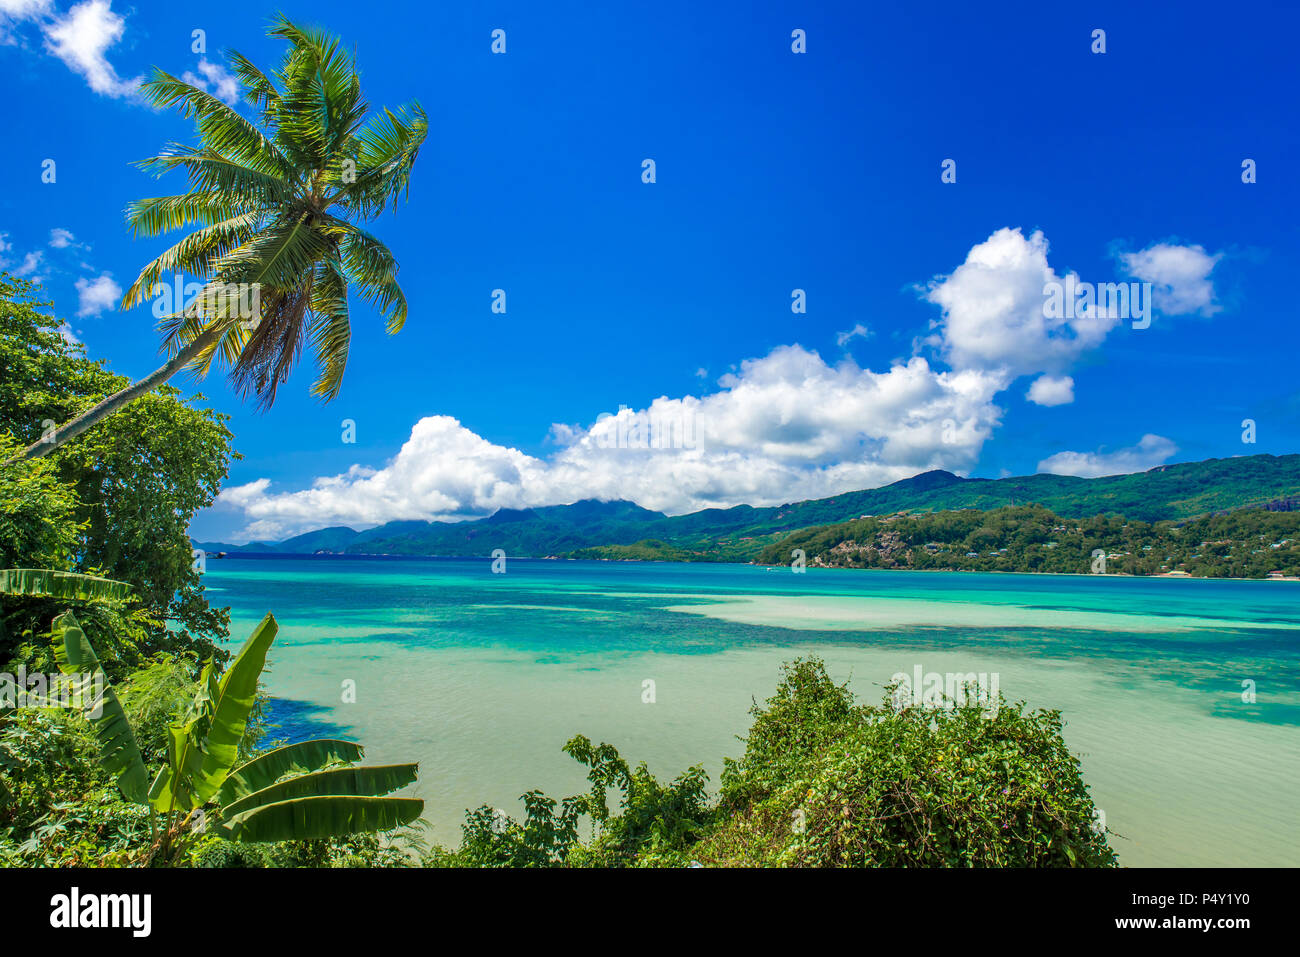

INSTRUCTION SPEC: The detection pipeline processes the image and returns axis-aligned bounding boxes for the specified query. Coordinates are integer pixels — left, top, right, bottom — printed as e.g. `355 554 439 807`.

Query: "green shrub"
438 735 713 868
0 710 151 866
701 658 1116 867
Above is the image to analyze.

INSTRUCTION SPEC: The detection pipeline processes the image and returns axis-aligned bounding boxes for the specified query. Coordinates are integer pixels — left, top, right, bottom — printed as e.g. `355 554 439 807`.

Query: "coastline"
204 550 1300 582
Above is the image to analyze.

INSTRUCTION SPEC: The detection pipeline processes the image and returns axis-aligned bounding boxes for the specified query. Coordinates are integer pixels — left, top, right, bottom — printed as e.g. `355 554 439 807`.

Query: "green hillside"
755 504 1300 579
200 454 1300 562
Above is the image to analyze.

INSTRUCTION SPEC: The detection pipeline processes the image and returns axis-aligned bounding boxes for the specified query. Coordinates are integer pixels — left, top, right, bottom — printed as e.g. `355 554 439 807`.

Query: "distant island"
196 453 1300 579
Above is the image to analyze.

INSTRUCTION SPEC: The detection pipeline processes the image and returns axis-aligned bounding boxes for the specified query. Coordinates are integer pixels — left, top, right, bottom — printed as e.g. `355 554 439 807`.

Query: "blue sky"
2 0 1297 542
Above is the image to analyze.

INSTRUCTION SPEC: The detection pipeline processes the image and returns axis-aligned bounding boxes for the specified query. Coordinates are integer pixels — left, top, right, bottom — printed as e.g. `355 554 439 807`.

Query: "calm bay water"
205 557 1300 866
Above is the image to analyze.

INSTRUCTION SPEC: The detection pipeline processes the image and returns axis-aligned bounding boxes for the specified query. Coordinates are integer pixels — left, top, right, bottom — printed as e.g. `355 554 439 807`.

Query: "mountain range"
194 453 1300 562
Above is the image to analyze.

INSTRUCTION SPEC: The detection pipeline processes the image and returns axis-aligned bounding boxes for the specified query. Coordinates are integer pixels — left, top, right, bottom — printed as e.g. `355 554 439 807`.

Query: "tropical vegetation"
1 275 234 676
1 569 423 865
757 504 1300 578
1 267 427 864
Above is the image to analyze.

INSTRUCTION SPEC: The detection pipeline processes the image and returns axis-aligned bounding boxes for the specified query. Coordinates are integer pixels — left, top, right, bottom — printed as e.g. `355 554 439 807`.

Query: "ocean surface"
205 557 1300 866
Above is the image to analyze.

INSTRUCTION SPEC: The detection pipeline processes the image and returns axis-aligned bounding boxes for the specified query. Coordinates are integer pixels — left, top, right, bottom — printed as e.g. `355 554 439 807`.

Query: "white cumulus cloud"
74 271 120 316
1118 242 1221 317
42 0 140 98
215 227 1226 542
0 0 51 19
923 227 1121 378
14 250 42 278
1025 374 1074 407
1037 434 1178 479
835 323 872 347
182 57 239 105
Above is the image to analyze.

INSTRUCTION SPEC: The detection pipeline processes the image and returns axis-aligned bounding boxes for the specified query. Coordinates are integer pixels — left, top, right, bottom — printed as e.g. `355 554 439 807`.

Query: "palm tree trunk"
9 327 223 463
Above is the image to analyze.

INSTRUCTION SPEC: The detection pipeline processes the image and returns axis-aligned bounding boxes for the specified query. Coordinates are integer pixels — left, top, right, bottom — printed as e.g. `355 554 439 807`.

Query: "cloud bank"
217 228 1222 541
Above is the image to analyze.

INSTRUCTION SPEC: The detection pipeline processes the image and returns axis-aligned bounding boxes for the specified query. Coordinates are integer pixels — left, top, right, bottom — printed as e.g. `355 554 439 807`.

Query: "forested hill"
196 453 1300 561
755 504 1300 579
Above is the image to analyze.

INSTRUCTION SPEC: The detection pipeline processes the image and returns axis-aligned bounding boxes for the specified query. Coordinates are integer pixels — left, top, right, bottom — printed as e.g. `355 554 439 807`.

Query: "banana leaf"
188 613 277 806
221 762 418 818
0 568 132 602
217 794 424 842
150 658 224 813
219 739 365 807
150 712 210 812
50 612 150 804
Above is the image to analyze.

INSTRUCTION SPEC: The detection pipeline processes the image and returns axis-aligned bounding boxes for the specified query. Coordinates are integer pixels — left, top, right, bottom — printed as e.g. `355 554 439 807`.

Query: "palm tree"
13 16 426 462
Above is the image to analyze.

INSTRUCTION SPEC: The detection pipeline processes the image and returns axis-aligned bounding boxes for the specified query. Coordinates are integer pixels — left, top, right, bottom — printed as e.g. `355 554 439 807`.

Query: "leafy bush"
699 658 1116 867
190 831 418 868
439 735 713 868
0 710 151 866
116 654 202 761
563 735 712 867
450 792 583 868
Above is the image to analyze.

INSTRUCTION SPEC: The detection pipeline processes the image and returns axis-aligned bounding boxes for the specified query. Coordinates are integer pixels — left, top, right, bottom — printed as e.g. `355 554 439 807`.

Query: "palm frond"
226 49 282 120
229 286 312 409
139 145 294 208
331 221 407 334
125 192 256 238
123 211 263 312
115 16 423 416
335 102 428 216
306 259 351 400
140 69 295 180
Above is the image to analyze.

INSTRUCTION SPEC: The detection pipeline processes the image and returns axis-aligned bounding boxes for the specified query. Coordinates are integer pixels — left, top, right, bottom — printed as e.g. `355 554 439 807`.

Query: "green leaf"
217 794 424 842
188 613 278 805
0 568 132 602
221 762 418 818
219 738 364 808
50 612 150 804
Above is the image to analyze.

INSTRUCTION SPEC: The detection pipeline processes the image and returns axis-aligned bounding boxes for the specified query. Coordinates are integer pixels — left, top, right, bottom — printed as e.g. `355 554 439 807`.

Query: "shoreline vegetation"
750 504 1300 580
208 548 1300 582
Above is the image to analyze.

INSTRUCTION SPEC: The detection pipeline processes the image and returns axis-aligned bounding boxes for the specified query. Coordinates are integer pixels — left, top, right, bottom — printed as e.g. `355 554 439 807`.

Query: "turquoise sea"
206 557 1300 867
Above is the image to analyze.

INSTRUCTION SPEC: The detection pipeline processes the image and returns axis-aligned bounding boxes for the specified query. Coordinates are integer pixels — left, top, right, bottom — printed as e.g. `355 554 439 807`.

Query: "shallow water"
205 557 1300 866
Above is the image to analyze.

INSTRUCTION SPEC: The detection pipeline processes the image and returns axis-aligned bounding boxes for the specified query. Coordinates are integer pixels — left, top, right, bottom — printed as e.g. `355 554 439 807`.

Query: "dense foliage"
558 539 717 562
1 279 421 867
1 599 424 867
430 735 713 868
695 660 1116 866
1 275 236 673
757 504 1300 578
